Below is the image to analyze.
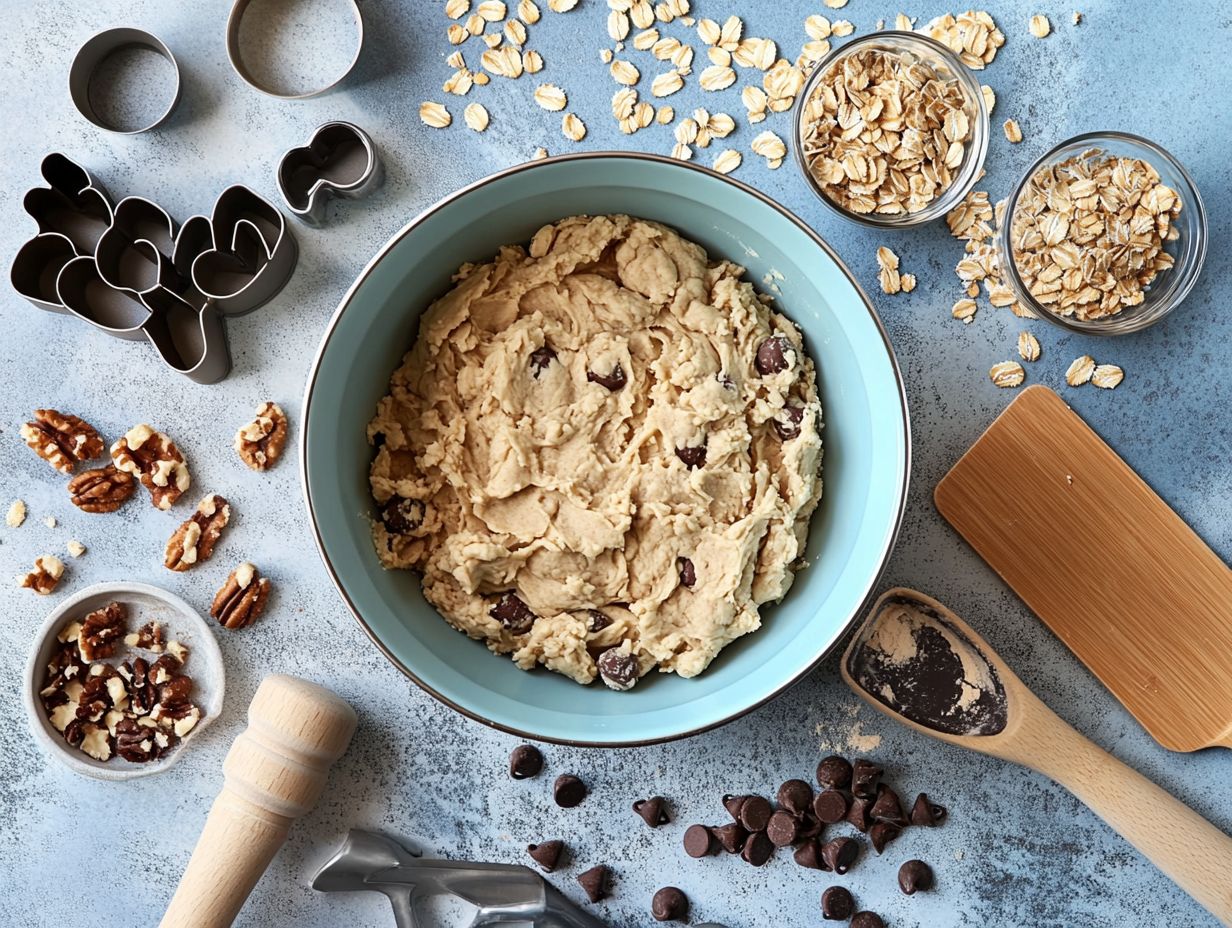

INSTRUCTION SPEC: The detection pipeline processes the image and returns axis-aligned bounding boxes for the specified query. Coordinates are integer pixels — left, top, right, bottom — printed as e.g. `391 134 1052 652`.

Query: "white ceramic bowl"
23 582 225 780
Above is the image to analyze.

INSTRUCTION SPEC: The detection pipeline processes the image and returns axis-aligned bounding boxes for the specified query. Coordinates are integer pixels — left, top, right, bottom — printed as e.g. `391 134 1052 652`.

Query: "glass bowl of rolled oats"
793 31 989 228
999 132 1207 335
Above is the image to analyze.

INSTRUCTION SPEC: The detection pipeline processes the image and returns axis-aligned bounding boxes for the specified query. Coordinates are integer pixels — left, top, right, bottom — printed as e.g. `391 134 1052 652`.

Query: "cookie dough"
368 215 823 688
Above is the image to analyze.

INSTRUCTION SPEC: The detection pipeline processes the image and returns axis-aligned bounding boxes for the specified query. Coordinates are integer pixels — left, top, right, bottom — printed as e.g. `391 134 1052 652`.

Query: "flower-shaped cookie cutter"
277 121 384 226
9 153 297 384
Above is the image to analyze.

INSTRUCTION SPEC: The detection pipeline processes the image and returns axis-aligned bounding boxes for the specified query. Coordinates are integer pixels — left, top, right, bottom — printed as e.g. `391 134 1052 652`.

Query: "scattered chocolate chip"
821 886 855 921
813 789 849 824
711 822 748 854
740 830 774 867
722 793 747 819
821 837 860 875
797 812 823 841
868 821 902 855
899 859 934 895
587 363 627 391
846 796 872 832
816 755 853 790
773 403 806 440
677 557 696 588
380 497 425 534
777 778 814 817
683 824 718 858
587 610 613 632
491 593 536 634
597 648 639 691
577 865 611 903
755 335 793 375
766 810 799 847
553 774 587 808
527 840 564 872
738 795 773 833
530 346 556 376
633 796 670 828
851 759 883 799
870 786 907 826
851 912 886 928
793 838 824 870
910 792 948 827
675 444 706 469
509 744 543 779
651 887 689 922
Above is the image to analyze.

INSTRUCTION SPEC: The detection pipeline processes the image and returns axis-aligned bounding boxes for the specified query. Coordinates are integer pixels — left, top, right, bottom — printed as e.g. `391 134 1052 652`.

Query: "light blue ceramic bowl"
302 153 909 746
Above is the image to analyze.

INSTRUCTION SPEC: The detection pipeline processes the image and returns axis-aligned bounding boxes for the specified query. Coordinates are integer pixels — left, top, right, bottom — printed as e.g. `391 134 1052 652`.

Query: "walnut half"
164 494 232 571
110 424 190 510
20 409 105 474
79 601 127 661
210 562 271 630
234 402 288 471
67 464 137 513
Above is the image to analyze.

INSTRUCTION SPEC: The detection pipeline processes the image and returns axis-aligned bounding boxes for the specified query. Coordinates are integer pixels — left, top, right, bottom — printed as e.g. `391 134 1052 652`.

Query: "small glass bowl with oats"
998 132 1208 335
792 31 989 229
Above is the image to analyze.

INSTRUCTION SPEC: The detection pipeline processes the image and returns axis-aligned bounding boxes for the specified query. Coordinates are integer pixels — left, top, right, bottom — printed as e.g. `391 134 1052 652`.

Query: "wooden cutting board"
935 385 1232 752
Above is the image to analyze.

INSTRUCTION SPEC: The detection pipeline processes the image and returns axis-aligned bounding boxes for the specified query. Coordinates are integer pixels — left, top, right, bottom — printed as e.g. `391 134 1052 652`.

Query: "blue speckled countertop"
1 2 1228 926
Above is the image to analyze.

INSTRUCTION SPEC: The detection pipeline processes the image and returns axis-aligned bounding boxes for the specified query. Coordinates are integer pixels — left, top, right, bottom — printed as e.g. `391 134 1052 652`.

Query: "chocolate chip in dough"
793 839 824 870
846 796 872 832
740 830 774 867
722 793 747 819
711 822 748 854
530 346 557 376
491 593 537 634
821 886 855 921
910 792 948 827
772 403 806 440
675 444 706 469
766 810 799 847
597 648 639 691
821 836 860 875
777 778 814 817
870 786 907 826
651 887 689 922
755 335 794 375
851 912 886 928
898 859 935 895
678 557 697 588
587 363 627 391
816 755 853 790
683 824 718 858
553 774 587 808
577 865 611 903
868 821 902 855
509 744 544 779
587 610 613 632
380 498 425 534
527 840 565 872
851 759 883 799
737 795 773 832
633 796 670 828
813 789 849 824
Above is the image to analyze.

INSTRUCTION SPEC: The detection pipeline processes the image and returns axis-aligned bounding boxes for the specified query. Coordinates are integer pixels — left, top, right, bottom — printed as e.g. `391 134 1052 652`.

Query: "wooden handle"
160 675 358 928
1017 699 1232 925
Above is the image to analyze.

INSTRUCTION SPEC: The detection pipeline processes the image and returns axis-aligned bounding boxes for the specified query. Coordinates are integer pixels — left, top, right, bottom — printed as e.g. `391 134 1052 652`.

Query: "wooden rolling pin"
160 674 358 928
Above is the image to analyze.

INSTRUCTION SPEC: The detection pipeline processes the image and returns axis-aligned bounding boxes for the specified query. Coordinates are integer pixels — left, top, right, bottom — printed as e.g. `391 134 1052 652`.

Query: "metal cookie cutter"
278 122 384 226
226 0 364 99
68 28 182 133
313 830 732 928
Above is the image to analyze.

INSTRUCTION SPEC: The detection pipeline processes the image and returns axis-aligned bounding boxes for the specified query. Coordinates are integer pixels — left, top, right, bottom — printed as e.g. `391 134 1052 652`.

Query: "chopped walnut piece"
67 464 137 513
164 494 231 571
78 602 126 661
120 658 158 715
19 409 104 474
80 724 114 762
111 425 190 510
211 562 271 630
67 540 86 558
19 555 64 594
115 716 175 762
124 621 165 653
234 402 289 471
6 500 25 527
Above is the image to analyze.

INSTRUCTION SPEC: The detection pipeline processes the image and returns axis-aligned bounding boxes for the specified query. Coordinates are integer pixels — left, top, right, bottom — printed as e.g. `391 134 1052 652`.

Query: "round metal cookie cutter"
68 27 182 133
226 0 364 100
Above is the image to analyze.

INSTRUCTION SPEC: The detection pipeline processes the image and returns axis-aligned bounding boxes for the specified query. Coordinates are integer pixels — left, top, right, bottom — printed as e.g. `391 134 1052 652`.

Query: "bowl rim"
299 150 911 747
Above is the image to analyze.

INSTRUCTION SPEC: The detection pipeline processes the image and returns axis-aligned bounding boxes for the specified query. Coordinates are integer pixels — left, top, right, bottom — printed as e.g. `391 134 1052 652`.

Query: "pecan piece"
164 494 231 571
68 464 137 513
19 555 64 595
110 424 190 510
210 562 271 630
20 409 104 474
234 401 288 471
115 717 176 762
78 601 127 661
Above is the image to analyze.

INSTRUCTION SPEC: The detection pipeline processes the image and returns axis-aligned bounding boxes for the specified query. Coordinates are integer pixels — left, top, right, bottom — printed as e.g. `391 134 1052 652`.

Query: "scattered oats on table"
831 20 855 37
464 103 490 131
1066 355 1096 386
895 13 916 29
1017 331 1041 362
733 37 777 71
876 246 904 295
981 85 995 114
1003 119 1022 143
823 0 848 7
700 65 736 91
1092 364 1124 389
420 101 452 128
1029 13 1051 38
534 83 567 111
652 71 684 97
751 130 787 169
952 298 978 323
562 112 587 141
445 0 469 20
656 105 674 124
476 0 506 22
990 361 1026 388
522 50 543 73
532 146 549 160
608 9 630 41
712 149 741 174
610 59 641 85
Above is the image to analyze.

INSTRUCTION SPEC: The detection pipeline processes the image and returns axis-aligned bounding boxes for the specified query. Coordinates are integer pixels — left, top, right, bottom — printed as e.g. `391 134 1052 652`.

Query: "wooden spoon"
841 588 1232 927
